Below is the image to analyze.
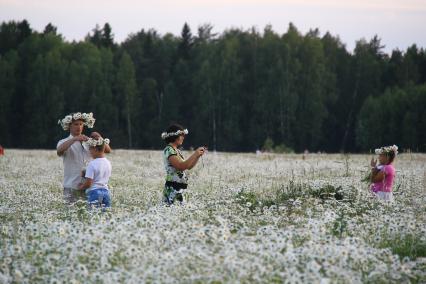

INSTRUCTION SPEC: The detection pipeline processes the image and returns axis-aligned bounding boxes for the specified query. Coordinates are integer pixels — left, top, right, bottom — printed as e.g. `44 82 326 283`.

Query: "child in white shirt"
78 137 112 209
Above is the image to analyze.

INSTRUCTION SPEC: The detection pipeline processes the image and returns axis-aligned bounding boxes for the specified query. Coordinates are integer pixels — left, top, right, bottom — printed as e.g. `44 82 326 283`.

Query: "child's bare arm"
371 168 385 183
369 157 385 182
78 178 93 191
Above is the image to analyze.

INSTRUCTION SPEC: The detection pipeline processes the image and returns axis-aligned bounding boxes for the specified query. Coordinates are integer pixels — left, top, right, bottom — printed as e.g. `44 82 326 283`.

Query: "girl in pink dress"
370 145 398 201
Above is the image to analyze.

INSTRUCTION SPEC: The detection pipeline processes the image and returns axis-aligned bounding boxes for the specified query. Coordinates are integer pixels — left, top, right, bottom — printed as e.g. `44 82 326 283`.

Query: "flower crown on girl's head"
375 145 398 155
58 112 95 131
161 129 189 140
84 137 110 147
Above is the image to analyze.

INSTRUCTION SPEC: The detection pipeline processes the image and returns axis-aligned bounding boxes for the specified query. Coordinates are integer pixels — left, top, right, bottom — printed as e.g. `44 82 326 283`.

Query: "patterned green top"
163 145 188 184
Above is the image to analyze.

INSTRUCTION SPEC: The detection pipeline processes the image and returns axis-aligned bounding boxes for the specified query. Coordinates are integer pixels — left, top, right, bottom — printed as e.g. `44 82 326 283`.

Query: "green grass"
235 181 348 212
380 234 426 259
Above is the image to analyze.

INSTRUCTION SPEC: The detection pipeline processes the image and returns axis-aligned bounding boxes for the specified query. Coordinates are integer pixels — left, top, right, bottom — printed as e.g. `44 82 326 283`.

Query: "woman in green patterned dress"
161 124 206 205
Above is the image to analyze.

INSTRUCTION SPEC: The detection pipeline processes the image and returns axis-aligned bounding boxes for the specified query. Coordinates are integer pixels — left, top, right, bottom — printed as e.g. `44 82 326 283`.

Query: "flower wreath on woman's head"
58 112 95 131
375 145 398 155
161 129 189 140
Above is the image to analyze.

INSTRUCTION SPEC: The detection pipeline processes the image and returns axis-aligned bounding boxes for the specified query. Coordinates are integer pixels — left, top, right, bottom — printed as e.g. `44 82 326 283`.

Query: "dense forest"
0 20 425 152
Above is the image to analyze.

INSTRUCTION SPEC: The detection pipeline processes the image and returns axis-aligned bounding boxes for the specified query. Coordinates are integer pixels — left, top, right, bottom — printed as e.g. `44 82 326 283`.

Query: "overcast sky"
1 0 425 53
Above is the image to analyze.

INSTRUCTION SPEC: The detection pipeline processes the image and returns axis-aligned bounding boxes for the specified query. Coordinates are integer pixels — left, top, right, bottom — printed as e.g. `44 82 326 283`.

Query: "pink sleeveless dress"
370 164 395 201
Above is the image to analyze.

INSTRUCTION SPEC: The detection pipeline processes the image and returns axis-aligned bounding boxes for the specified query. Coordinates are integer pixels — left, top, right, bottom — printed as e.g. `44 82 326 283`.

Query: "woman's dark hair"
164 123 185 144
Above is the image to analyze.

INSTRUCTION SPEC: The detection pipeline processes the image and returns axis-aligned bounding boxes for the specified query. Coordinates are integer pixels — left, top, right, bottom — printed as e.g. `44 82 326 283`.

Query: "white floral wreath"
161 129 188 140
58 112 95 131
84 137 110 147
375 145 398 155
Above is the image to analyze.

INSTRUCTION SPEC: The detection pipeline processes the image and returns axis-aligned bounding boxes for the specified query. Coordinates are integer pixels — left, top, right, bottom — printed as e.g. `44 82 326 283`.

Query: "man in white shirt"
57 113 111 203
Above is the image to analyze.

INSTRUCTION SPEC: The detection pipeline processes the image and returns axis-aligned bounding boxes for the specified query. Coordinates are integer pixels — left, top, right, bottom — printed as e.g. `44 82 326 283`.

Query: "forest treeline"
0 20 425 152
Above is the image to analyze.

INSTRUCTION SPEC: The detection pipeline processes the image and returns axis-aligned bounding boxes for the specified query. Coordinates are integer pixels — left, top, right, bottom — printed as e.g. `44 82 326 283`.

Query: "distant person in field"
57 112 111 203
161 124 206 205
78 137 112 209
370 145 398 201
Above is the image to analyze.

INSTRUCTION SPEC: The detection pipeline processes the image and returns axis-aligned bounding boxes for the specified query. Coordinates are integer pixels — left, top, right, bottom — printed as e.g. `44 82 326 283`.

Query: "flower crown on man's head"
375 145 398 155
84 137 110 147
161 129 188 140
58 112 95 131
